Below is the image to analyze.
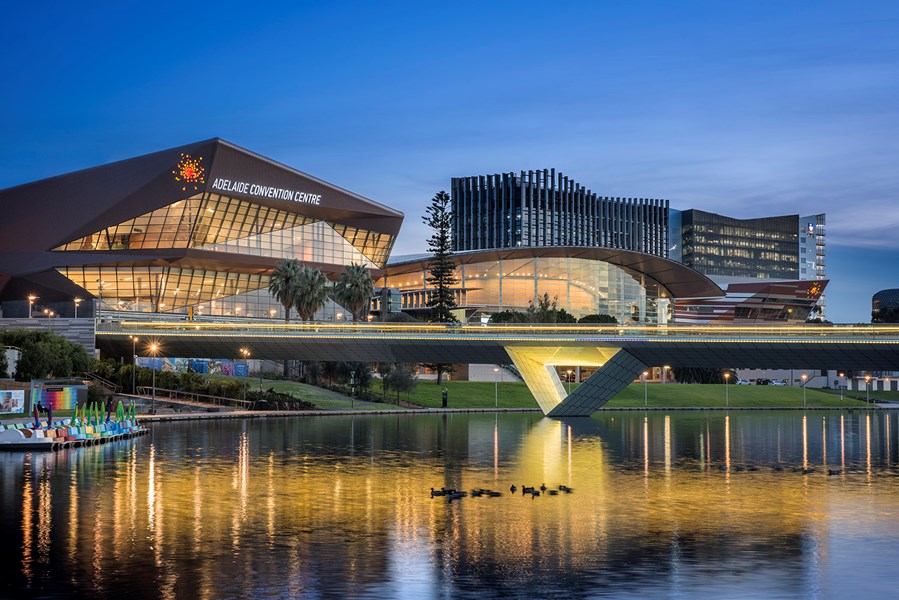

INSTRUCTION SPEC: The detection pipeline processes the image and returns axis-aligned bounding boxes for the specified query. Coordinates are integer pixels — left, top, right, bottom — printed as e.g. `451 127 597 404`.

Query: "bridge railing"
96 320 899 340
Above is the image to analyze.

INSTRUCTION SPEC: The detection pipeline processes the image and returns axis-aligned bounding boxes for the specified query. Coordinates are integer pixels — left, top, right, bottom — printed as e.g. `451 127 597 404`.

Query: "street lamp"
43 308 55 331
74 297 82 319
27 295 37 318
350 369 356 409
838 372 845 403
643 371 649 407
865 375 871 406
494 367 500 407
130 336 139 394
724 372 730 409
240 348 250 402
801 374 807 407
566 369 573 395
148 342 160 414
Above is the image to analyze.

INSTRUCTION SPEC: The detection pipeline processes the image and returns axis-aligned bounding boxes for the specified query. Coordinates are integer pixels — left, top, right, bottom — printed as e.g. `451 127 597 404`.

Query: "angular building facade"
0 139 403 318
451 170 669 256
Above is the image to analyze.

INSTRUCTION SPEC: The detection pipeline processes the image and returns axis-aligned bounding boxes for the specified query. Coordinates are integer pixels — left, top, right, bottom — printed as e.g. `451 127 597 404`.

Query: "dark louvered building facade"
451 169 669 257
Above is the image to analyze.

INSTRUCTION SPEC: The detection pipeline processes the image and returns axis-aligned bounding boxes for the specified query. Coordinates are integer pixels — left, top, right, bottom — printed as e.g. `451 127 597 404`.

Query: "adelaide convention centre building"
0 139 403 320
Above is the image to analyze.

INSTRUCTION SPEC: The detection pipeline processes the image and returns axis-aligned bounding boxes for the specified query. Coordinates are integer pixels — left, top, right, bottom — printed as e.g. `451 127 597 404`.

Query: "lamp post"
130 336 139 394
838 372 845 404
96 279 103 321
643 371 649 407
74 297 82 319
43 308 54 331
494 367 500 407
148 342 160 414
801 374 807 407
566 369 573 395
27 295 37 318
865 375 871 406
724 372 730 409
240 348 250 402
350 369 356 409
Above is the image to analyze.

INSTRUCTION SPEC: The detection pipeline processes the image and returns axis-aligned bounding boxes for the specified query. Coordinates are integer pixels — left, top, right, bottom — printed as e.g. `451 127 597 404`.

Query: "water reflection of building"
2 412 897 598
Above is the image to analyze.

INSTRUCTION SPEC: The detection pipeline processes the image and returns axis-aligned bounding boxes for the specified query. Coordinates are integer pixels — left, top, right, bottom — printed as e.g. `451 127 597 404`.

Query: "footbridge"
96 321 899 417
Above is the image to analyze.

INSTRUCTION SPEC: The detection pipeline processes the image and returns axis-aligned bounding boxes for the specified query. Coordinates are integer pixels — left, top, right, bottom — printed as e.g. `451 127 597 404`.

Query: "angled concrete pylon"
547 350 649 417
504 345 625 415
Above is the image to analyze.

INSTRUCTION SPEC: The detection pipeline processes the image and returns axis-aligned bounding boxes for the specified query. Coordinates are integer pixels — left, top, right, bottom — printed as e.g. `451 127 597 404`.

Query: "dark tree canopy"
578 313 618 324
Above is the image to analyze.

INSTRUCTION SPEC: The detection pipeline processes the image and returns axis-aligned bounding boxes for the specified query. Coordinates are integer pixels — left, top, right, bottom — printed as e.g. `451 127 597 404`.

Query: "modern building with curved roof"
0 139 403 319
377 247 723 324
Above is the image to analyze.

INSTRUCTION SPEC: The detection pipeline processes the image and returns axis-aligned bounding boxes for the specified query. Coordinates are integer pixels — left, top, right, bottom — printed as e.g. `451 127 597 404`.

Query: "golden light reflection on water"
3 412 899 598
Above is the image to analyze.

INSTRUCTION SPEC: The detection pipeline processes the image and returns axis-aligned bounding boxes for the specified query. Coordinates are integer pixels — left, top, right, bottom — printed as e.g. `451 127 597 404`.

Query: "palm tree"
333 263 375 321
268 258 302 322
294 266 330 321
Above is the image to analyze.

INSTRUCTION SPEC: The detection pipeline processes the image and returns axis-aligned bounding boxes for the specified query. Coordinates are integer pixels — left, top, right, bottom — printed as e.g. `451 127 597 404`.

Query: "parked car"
736 379 751 385
756 378 770 385
770 379 787 386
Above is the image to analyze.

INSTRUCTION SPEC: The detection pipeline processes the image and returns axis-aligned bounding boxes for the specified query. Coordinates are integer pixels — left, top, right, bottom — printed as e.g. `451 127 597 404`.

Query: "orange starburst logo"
173 153 205 191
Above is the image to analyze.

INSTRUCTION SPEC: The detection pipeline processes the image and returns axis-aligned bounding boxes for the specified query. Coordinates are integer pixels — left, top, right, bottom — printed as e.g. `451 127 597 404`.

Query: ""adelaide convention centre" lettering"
210 178 322 205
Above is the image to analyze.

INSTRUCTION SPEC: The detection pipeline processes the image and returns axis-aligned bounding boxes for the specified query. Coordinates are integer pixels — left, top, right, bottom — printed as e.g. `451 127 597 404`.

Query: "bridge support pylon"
504 345 644 416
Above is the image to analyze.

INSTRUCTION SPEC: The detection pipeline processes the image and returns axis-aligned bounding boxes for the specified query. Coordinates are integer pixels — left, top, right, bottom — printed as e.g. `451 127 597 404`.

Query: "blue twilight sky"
2 1 898 323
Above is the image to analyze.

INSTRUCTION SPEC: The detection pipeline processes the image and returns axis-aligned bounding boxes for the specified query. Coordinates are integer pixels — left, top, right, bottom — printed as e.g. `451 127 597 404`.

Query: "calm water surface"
2 410 899 599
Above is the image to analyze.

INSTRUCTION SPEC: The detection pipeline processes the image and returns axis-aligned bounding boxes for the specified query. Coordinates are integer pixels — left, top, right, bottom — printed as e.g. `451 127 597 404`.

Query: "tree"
422 190 457 384
381 363 418 403
333 263 375 321
527 293 570 323
268 258 302 322
671 367 734 384
489 310 529 324
0 346 8 378
578 313 618 324
294 266 331 321
873 306 899 323
422 190 457 323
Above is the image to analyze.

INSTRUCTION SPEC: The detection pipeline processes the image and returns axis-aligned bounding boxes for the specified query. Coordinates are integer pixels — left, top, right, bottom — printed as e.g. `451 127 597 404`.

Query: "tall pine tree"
422 190 458 385
422 191 458 323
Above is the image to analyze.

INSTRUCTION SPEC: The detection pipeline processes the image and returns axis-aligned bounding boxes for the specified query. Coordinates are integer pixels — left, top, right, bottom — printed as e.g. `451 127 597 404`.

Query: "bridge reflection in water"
3 411 899 598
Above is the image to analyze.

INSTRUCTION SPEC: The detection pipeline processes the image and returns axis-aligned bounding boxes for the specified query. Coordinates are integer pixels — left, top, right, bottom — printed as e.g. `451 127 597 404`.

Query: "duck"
510 484 517 493
430 487 446 497
540 483 547 491
548 489 559 496
559 485 573 493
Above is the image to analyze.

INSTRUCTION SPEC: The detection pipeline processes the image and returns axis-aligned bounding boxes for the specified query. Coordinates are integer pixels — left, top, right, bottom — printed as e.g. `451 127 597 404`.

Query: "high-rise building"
673 210 799 281
451 169 669 256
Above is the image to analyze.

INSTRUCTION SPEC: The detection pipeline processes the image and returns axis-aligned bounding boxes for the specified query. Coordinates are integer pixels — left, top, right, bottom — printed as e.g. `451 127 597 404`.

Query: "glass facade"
678 210 798 279
52 191 397 318
380 256 665 323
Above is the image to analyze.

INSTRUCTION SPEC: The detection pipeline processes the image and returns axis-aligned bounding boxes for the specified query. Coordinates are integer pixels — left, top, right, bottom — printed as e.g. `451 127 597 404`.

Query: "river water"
2 410 898 599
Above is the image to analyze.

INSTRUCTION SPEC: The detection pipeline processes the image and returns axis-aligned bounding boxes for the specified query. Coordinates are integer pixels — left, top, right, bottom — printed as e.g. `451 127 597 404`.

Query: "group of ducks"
430 487 503 502
430 483 574 502
511 483 574 498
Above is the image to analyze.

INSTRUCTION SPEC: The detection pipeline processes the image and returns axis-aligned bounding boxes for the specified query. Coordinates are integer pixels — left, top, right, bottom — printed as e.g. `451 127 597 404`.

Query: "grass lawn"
378 379 871 409
212 375 403 410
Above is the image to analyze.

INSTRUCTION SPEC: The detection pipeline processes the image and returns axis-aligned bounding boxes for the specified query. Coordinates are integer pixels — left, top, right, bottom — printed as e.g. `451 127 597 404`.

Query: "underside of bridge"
504 345 648 417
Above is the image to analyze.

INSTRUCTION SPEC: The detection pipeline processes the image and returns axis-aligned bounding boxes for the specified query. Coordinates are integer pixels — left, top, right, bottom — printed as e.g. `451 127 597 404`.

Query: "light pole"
27 295 37 318
74 297 82 319
724 372 730 409
643 371 649 407
240 348 250 402
865 375 871 406
566 369 573 395
494 367 500 407
838 372 845 404
43 308 54 331
130 336 139 394
96 279 103 321
350 369 356 409
801 374 807 407
148 342 160 414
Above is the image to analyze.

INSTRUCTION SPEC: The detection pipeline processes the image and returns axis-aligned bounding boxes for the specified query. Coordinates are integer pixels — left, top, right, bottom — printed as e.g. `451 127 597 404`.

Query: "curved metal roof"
385 247 724 299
